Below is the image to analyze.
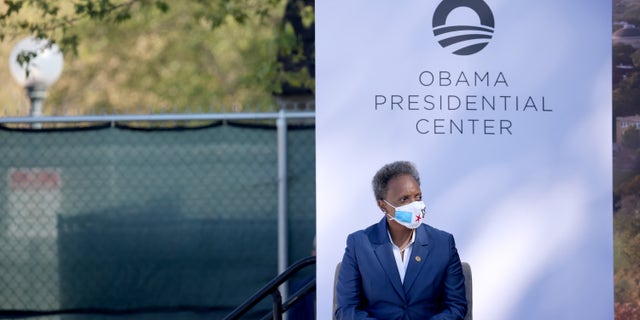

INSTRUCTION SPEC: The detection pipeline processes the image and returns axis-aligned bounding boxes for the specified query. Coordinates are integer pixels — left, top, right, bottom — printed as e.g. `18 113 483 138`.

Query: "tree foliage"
623 126 640 149
614 45 640 118
613 2 640 317
614 43 635 67
0 0 315 114
614 73 640 119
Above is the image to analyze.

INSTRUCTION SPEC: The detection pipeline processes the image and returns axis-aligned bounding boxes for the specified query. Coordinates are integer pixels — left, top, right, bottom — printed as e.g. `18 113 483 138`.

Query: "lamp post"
9 37 64 128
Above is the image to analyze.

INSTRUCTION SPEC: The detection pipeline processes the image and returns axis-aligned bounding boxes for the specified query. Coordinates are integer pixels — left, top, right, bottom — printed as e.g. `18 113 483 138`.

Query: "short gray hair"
372 161 421 200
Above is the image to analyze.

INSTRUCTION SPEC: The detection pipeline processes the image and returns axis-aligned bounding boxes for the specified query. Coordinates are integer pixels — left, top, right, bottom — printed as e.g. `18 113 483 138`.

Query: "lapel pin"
415 256 421 262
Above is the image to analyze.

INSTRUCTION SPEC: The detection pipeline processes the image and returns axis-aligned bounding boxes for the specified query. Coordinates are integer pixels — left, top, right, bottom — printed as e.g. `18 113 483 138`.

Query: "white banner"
316 1 612 319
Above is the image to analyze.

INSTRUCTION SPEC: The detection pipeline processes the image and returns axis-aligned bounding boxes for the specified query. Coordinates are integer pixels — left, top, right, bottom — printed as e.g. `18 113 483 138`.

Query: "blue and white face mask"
384 200 426 229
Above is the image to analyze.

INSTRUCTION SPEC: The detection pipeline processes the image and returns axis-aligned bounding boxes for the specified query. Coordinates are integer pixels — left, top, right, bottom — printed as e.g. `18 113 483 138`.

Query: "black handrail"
223 256 316 320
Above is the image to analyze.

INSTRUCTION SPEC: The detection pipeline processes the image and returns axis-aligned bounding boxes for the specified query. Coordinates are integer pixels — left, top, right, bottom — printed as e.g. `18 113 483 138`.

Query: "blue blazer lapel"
403 225 431 293
371 218 406 303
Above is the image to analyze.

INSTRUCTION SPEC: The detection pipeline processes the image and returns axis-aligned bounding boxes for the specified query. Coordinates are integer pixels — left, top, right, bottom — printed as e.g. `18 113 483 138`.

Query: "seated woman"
335 160 467 319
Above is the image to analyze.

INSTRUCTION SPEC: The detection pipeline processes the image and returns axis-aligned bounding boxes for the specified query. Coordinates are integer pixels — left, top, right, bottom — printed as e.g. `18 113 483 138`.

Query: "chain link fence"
0 115 315 320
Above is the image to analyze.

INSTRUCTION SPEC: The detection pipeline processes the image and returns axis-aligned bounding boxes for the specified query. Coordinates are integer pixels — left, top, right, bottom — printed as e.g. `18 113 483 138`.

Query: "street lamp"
9 37 64 128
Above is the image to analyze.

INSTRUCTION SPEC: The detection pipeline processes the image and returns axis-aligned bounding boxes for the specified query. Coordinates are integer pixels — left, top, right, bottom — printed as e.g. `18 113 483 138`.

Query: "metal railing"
0 111 315 124
223 256 316 320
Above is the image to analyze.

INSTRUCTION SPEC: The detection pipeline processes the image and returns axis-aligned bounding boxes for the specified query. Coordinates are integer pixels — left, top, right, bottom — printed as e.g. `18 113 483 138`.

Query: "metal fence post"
276 109 289 304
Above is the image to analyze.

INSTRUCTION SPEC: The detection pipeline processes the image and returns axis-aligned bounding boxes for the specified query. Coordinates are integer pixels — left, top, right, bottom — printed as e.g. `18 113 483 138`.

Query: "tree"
0 0 315 114
614 43 635 67
614 71 640 119
623 126 640 150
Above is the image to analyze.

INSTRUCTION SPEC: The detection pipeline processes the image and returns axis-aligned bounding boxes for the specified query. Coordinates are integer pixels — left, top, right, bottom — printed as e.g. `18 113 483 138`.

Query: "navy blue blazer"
335 217 467 320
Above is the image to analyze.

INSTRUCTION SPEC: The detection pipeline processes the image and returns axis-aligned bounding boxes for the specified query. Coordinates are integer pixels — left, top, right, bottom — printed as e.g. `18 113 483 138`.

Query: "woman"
335 161 467 319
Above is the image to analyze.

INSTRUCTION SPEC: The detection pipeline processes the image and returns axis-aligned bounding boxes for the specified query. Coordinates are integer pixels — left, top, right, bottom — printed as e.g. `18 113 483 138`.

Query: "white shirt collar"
386 229 416 283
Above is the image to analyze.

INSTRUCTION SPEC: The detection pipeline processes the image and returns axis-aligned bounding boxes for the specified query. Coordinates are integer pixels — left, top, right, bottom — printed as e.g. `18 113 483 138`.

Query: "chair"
333 262 342 319
461 262 473 320
333 261 472 320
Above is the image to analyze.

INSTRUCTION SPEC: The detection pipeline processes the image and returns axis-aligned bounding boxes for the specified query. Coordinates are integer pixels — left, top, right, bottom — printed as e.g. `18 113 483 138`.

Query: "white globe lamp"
9 37 64 128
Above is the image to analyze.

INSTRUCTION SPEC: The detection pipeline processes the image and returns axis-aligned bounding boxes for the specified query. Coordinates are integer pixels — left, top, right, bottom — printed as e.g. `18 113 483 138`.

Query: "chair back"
462 262 472 320
332 262 341 319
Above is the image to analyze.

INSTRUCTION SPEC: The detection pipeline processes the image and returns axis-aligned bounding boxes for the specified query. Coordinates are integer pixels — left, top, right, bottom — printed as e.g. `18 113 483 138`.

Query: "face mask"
384 200 426 229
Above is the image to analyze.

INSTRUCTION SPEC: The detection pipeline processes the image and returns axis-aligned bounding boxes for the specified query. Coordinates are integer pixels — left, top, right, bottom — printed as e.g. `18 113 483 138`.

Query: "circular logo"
432 0 495 56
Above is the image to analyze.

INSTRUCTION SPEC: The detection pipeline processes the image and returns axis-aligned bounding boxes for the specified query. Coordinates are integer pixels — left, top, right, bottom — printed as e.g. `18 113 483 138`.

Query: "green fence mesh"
0 122 316 320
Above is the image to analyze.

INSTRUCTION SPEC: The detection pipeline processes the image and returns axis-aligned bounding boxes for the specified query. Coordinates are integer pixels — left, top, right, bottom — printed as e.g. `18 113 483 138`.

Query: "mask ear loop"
379 199 388 214
383 199 398 209
382 200 398 222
